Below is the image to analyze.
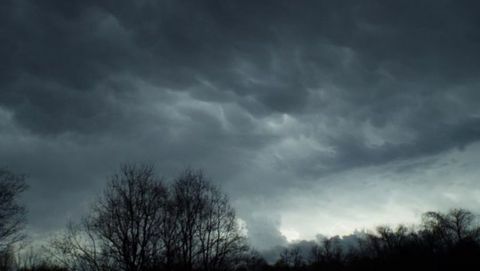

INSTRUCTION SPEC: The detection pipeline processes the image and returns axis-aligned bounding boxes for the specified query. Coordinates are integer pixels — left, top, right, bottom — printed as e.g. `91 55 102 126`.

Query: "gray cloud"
243 214 287 251
1 0 480 247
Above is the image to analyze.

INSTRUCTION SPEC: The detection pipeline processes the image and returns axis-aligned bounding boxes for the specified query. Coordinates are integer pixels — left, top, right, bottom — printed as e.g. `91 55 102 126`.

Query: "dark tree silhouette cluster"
267 209 480 271
48 165 248 271
3 165 480 271
0 168 27 271
0 169 27 250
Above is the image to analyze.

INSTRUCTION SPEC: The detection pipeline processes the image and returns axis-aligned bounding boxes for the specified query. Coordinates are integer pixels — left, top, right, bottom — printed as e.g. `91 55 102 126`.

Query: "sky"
1 0 480 251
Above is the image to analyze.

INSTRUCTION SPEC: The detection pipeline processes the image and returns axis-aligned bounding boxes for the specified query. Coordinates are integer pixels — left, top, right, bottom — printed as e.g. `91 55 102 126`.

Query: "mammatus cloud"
1 0 480 248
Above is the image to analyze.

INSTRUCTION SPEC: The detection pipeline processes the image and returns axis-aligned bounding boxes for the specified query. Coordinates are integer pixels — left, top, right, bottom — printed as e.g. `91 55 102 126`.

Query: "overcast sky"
2 0 480 250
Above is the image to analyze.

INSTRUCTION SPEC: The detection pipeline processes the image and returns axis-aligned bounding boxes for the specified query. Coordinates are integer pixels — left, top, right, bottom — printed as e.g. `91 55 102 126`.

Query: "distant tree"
372 225 410 253
422 208 479 246
49 221 109 271
275 247 305 270
274 248 291 270
16 245 68 271
0 169 27 250
310 236 343 269
16 245 43 270
235 249 269 271
0 245 16 271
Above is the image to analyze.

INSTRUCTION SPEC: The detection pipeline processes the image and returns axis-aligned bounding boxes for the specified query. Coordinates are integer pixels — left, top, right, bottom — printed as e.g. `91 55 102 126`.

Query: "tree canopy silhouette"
4 164 480 271
50 165 248 271
0 168 27 250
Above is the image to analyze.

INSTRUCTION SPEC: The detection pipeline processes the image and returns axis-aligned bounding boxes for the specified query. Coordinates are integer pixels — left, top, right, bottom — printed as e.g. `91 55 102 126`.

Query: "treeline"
1 165 248 271
47 165 248 271
2 165 480 271
269 208 480 271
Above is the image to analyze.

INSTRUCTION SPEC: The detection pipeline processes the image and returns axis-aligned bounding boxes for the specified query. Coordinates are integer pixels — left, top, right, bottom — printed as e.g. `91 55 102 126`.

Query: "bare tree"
89 164 168 271
16 244 68 271
50 164 167 271
276 246 305 270
49 221 108 271
0 245 16 271
422 208 479 247
16 245 43 270
235 249 268 271
51 165 246 271
0 169 27 250
158 192 180 271
173 169 247 271
310 236 343 268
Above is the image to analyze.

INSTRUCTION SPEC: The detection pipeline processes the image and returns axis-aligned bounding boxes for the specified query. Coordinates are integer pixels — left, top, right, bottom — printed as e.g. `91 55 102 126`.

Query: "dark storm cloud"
2 0 480 148
2 0 480 245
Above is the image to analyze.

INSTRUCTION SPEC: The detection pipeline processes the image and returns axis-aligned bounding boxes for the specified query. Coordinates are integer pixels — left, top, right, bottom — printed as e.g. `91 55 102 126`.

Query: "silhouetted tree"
50 165 166 271
235 250 269 271
173 169 248 271
0 169 27 250
275 247 305 270
89 164 167 271
49 221 109 271
16 245 44 270
0 245 16 271
16 245 67 271
51 165 247 271
265 209 480 271
310 236 343 270
422 208 479 246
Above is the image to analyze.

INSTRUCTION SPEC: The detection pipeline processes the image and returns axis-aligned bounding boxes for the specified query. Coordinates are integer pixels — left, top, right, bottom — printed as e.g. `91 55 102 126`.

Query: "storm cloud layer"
1 0 480 249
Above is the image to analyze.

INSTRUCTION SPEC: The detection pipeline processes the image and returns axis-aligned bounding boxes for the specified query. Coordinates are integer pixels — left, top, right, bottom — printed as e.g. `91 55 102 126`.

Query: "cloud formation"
1 0 480 248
